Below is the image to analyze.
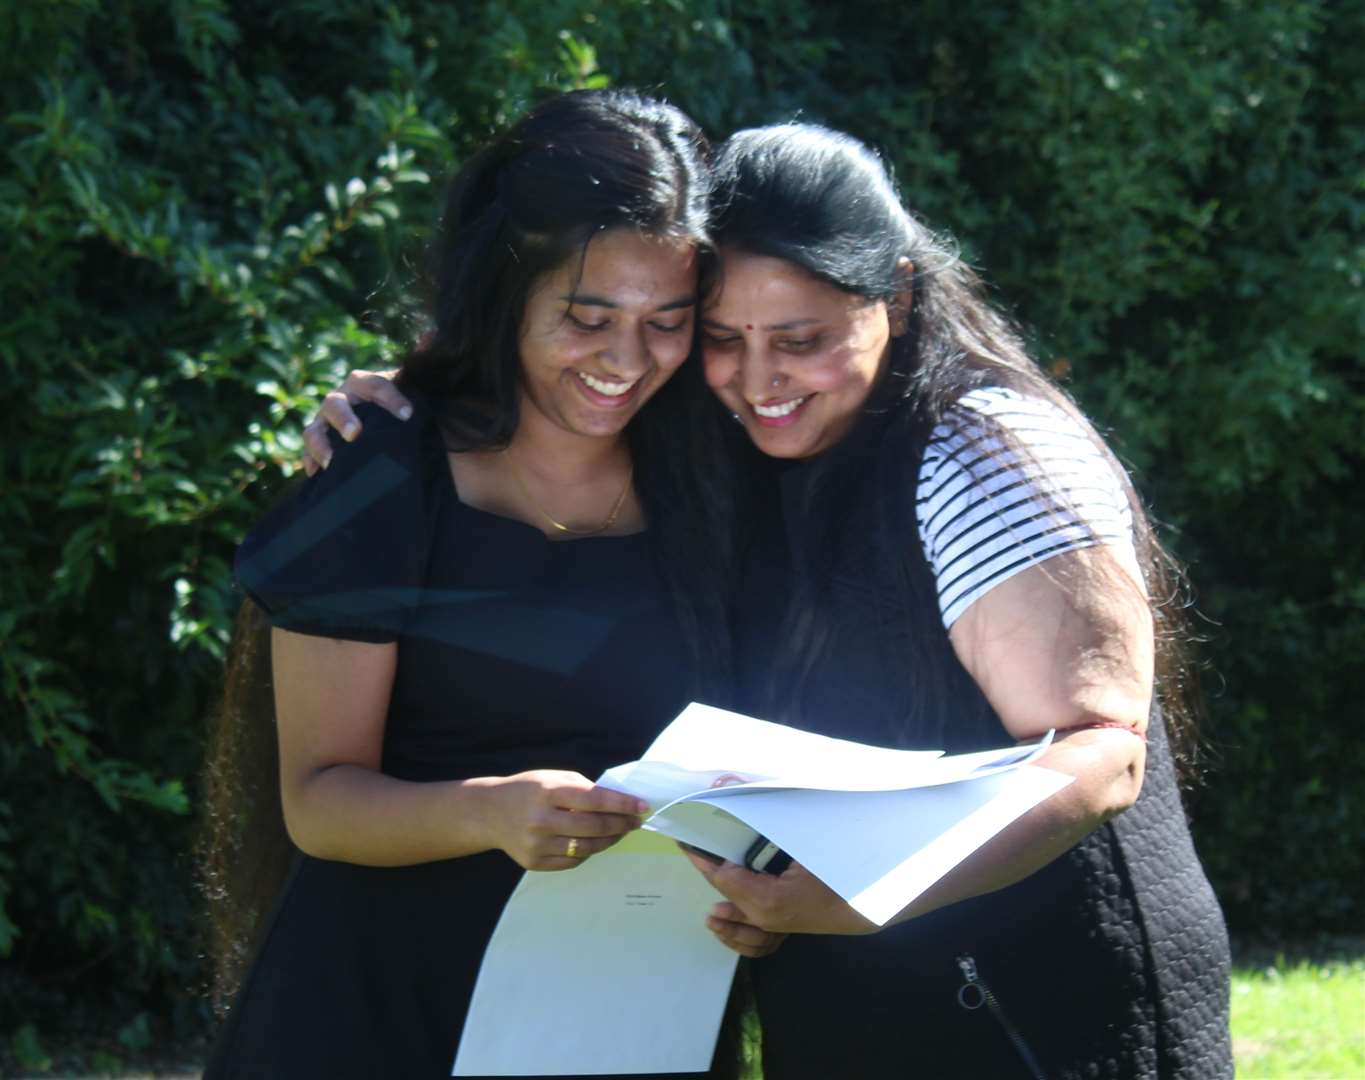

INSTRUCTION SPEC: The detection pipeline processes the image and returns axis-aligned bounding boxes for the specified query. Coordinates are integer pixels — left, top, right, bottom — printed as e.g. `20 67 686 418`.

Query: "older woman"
684 123 1232 1079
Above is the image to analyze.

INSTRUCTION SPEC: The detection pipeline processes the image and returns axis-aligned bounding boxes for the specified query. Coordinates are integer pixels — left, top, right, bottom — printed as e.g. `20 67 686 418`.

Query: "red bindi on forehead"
746 324 753 330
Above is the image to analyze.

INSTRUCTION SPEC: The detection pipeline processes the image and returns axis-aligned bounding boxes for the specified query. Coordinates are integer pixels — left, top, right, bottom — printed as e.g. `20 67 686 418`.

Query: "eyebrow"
701 317 822 332
560 294 697 312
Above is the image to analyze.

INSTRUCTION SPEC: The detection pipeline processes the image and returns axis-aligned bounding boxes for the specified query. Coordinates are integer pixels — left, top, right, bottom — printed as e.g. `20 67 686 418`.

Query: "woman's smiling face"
518 228 698 441
701 251 898 460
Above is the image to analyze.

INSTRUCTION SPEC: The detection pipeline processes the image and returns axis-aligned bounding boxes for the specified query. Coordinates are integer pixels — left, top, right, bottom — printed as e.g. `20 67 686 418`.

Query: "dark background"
2 0 1360 1063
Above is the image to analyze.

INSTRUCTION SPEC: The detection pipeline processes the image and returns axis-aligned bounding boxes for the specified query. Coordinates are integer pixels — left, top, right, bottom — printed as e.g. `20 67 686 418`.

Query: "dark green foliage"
2 0 1360 1052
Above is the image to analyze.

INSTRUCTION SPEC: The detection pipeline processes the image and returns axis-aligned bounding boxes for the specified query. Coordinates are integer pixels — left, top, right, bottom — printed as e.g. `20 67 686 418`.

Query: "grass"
1230 938 1365 1079
7 939 1365 1078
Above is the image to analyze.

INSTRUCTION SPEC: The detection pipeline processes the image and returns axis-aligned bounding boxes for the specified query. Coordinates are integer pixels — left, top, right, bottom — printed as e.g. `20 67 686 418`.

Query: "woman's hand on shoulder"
302 368 412 475
470 771 651 872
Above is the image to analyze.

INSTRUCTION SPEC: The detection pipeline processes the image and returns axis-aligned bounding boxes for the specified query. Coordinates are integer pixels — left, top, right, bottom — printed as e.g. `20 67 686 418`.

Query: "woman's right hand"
476 770 651 872
302 368 413 475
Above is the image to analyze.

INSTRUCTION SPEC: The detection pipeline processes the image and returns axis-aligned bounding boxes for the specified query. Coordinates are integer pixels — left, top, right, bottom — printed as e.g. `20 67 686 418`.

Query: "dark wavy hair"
710 123 1202 773
199 90 740 1015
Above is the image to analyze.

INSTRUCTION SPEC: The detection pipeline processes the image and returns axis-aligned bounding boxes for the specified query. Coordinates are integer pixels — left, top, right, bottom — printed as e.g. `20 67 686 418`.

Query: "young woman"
202 90 743 1079
306 122 1233 1078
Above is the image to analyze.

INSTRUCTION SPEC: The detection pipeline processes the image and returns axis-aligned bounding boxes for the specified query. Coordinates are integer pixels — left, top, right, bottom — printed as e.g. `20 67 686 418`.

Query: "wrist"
450 775 509 856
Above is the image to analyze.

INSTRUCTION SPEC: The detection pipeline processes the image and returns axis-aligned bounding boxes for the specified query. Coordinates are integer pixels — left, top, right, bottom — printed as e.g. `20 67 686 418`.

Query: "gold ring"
565 837 579 859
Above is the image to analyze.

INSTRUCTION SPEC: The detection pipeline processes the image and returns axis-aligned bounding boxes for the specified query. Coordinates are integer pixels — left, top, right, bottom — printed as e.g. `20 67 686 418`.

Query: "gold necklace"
510 455 635 536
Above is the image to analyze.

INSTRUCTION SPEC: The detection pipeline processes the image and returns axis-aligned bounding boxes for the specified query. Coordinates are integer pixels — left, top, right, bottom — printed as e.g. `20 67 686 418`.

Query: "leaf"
10 1024 50 1072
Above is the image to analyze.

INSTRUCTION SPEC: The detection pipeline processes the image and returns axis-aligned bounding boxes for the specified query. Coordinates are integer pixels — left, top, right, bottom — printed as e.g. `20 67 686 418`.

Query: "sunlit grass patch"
1231 939 1365 1079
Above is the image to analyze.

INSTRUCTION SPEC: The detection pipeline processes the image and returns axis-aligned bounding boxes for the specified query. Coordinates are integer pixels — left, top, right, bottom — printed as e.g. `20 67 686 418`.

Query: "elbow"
1099 736 1146 822
1053 721 1148 827
282 804 331 859
281 771 342 860
1067 693 1150 823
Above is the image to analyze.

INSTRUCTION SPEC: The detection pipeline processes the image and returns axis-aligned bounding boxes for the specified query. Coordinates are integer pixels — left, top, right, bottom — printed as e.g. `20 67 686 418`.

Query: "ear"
889 257 914 337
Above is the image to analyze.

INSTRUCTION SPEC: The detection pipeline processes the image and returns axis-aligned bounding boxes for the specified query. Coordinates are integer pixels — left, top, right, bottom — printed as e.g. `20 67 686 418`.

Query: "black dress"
735 415 1233 1080
205 400 715 1079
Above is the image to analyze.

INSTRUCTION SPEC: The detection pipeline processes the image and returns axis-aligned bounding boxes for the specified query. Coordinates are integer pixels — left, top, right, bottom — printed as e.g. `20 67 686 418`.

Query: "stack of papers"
453 703 1072 1076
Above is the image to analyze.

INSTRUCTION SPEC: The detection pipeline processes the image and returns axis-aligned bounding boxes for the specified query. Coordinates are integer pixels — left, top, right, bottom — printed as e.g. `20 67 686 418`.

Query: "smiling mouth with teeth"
576 371 640 397
753 395 810 419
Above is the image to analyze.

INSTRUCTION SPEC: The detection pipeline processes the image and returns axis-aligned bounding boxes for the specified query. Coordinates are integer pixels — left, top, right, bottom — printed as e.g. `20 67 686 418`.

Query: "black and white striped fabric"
916 387 1136 628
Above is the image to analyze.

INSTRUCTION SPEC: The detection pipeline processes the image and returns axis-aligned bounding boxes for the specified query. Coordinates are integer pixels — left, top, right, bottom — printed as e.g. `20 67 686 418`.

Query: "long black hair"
200 90 740 1013
710 123 1201 771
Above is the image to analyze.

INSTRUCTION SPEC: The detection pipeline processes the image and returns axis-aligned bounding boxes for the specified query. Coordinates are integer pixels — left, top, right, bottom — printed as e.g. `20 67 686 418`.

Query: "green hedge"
3 0 1360 1057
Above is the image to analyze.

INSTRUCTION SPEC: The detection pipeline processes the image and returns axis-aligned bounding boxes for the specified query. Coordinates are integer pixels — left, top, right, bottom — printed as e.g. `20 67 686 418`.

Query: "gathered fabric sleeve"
235 402 441 643
915 386 1137 629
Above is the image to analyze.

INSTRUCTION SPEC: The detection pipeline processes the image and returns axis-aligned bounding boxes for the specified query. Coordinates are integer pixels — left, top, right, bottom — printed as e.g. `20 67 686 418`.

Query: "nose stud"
771 375 784 389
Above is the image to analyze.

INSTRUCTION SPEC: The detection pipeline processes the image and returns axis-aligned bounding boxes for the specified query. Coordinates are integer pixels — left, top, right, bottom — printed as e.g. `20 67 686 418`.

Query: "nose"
597 321 655 377
738 342 781 402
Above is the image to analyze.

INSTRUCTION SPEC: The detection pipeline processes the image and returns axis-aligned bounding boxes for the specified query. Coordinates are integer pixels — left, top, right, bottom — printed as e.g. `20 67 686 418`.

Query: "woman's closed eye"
566 312 691 334
566 311 611 332
701 328 823 353
701 328 742 347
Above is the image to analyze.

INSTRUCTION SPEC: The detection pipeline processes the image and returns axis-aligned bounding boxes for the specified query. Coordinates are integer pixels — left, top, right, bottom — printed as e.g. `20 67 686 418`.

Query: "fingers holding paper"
704 903 788 958
481 769 649 872
682 849 878 939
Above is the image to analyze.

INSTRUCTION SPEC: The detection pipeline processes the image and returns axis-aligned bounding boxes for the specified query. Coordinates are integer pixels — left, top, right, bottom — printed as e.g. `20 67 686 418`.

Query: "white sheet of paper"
663 727 1056 797
599 704 1073 925
631 703 945 792
706 765 1075 925
452 829 737 1077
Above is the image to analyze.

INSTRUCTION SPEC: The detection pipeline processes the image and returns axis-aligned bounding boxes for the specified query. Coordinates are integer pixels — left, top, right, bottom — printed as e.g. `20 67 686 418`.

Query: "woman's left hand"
682 849 876 948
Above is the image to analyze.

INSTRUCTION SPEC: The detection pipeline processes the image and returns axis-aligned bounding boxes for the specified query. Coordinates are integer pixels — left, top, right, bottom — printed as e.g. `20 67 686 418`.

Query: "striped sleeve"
915 387 1136 628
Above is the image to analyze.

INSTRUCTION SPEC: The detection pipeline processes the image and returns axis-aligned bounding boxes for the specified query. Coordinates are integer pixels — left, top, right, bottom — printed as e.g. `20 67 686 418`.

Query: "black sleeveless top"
734 416 1232 1080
